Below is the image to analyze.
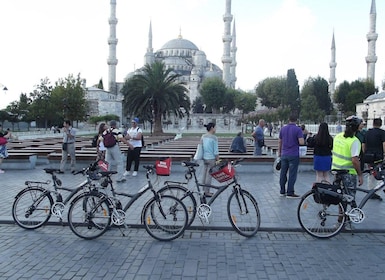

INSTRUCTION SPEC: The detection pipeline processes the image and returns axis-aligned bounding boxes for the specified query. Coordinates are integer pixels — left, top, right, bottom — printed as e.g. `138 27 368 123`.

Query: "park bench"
3 152 38 169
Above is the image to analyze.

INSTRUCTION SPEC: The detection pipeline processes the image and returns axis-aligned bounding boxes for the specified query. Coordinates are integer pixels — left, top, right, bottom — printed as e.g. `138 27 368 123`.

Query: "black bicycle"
67 164 189 241
298 160 385 238
158 159 261 237
12 162 101 230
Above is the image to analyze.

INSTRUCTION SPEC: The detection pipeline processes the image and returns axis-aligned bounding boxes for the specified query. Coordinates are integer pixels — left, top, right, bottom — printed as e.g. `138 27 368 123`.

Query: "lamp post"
362 104 369 124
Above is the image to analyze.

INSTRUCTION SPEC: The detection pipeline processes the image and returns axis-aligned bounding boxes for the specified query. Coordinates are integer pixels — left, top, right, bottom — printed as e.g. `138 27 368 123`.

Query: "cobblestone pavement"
1 162 385 279
1 224 385 279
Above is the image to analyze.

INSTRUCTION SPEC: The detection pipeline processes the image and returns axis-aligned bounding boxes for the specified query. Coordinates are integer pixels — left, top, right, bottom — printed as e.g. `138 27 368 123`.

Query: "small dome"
160 37 199 51
366 92 385 101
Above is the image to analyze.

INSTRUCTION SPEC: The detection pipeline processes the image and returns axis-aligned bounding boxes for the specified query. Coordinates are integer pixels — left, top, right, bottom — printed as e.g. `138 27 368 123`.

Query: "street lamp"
0 83 7 92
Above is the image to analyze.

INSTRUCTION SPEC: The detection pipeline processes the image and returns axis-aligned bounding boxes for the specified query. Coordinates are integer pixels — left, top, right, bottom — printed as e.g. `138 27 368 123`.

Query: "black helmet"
345 115 362 129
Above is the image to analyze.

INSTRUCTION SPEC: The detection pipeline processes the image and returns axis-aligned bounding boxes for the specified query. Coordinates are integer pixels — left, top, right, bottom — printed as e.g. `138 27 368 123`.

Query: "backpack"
137 127 145 147
103 130 117 148
91 134 98 147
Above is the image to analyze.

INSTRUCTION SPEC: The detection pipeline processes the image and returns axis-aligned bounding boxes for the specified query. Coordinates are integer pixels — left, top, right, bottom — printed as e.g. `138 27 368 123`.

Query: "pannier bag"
312 182 343 205
209 161 235 183
156 157 172 176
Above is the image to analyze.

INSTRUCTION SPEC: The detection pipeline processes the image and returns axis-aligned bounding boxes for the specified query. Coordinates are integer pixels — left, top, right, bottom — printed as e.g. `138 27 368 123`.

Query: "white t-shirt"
128 127 142 148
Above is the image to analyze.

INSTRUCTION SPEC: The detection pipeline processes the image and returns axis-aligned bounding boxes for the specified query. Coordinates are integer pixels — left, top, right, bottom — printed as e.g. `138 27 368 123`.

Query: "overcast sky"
0 0 383 109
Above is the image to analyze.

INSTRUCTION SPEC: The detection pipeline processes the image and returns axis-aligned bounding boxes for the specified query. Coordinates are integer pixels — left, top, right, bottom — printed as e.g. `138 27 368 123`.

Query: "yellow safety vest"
332 132 360 175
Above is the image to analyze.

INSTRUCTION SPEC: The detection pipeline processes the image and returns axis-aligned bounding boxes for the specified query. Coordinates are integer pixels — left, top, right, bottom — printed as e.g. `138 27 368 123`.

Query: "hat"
109 120 117 127
132 117 139 123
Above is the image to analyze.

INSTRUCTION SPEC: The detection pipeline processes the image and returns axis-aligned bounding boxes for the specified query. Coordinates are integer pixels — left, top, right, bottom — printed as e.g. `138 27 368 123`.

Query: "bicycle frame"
165 161 241 206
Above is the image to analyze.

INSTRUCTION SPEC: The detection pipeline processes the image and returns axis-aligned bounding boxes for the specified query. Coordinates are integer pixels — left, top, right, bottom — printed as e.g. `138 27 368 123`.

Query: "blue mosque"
85 0 384 128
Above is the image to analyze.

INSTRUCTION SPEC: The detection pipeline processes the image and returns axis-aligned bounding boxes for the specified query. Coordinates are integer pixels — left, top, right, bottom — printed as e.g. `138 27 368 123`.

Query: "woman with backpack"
124 117 143 177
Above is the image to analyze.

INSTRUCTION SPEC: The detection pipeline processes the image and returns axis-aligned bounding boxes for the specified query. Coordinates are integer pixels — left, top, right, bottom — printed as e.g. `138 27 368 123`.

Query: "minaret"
366 0 377 82
329 32 337 100
144 21 155 66
230 20 237 89
107 0 118 94
222 0 233 87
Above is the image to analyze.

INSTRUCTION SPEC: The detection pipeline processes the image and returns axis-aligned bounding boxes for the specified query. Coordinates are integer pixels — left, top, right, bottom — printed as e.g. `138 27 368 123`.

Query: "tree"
334 79 376 114
199 77 227 113
285 69 300 116
300 77 332 122
192 96 205 113
51 74 88 124
29 77 54 129
121 61 191 135
234 91 257 119
255 77 286 108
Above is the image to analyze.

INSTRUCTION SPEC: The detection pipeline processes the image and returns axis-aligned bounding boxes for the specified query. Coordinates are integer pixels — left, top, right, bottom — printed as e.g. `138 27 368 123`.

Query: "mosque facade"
85 0 237 126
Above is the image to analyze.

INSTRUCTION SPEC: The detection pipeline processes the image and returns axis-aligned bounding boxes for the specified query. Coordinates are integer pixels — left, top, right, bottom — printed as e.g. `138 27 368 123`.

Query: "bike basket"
155 157 172 176
312 182 343 205
209 161 235 183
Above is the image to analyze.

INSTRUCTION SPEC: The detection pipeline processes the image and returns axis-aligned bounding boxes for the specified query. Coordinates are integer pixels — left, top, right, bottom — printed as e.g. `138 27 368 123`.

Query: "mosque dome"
160 37 199 51
366 92 385 101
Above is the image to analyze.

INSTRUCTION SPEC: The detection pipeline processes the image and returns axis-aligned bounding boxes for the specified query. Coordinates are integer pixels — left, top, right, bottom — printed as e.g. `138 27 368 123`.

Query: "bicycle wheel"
227 189 260 237
12 187 53 229
67 192 111 240
158 184 197 227
297 190 346 238
142 195 188 241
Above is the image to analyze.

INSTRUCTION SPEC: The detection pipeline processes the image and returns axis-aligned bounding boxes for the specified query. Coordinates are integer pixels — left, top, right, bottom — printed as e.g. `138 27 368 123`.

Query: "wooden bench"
3 152 38 169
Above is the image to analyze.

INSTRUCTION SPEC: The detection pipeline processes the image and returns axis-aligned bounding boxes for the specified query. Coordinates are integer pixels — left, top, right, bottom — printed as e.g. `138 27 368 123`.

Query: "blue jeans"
254 145 262 156
279 155 300 195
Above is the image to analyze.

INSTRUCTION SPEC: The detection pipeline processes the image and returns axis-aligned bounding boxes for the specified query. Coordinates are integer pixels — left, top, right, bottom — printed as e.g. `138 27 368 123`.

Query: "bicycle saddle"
182 161 199 167
44 168 61 174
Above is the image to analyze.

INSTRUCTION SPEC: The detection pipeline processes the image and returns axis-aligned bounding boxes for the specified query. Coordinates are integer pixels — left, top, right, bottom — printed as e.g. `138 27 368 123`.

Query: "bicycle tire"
67 191 112 240
227 189 260 237
297 190 346 238
12 187 53 229
142 195 188 241
158 184 197 228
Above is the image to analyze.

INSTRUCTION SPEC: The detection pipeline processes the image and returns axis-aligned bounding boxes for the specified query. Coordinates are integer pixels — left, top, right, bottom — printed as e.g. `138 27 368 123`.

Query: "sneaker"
123 170 130 176
132 171 138 177
116 177 126 183
286 193 301 198
0 169 4 174
279 193 286 197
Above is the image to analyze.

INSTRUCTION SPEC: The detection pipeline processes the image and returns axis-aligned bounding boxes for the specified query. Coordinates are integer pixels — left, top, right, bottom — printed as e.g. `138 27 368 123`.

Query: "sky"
0 0 384 110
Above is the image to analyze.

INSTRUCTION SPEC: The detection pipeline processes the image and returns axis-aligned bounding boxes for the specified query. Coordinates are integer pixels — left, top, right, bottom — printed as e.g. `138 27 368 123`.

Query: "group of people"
278 114 385 201
59 118 144 183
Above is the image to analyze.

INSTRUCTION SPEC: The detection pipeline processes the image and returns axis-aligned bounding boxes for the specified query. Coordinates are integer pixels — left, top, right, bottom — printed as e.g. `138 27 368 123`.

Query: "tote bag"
193 144 203 161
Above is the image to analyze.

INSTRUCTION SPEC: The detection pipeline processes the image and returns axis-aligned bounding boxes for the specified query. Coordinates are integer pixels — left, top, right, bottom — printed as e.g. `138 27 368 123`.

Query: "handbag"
62 143 68 151
0 137 7 145
193 143 203 161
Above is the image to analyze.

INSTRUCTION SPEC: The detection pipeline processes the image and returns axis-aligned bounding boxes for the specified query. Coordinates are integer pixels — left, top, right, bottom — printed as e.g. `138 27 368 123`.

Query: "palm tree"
121 61 191 135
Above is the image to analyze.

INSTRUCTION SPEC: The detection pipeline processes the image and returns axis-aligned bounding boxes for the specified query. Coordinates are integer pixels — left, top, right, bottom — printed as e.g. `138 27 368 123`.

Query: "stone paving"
1 161 385 279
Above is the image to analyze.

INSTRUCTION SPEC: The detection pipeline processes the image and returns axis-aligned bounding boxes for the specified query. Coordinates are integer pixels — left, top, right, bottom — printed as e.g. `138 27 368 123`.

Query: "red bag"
210 161 235 183
97 159 109 172
0 137 7 145
156 157 172 176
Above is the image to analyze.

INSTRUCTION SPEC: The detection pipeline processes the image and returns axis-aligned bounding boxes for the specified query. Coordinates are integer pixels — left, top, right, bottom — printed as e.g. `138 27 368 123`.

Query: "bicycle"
158 159 261 237
297 160 385 238
12 162 102 230
67 164 189 241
